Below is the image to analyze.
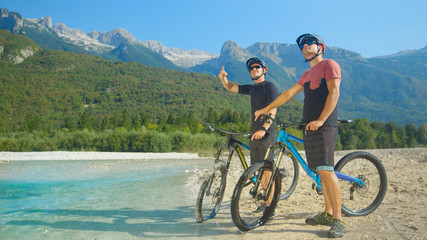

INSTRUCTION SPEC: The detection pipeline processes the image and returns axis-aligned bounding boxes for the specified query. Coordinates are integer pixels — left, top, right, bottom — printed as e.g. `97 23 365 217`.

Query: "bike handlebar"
260 114 304 129
200 120 251 138
260 114 353 129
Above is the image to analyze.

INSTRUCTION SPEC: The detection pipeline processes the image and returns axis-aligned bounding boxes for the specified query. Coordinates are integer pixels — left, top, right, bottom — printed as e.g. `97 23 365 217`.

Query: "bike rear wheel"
230 161 281 231
195 161 227 223
335 151 387 216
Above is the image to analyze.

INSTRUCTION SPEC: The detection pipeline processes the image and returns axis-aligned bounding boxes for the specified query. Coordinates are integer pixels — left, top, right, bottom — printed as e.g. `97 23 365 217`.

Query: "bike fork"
259 145 284 201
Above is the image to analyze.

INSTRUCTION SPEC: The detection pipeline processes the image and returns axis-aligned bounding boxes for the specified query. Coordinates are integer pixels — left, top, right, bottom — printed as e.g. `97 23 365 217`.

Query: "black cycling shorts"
303 126 338 171
250 131 277 165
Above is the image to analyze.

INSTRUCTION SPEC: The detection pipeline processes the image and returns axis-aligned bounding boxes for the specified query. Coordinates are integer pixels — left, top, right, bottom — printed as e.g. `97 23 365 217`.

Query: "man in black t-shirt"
218 57 279 210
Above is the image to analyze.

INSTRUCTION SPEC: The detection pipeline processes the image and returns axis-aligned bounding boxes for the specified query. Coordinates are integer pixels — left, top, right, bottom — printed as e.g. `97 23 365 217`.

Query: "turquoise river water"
0 158 242 239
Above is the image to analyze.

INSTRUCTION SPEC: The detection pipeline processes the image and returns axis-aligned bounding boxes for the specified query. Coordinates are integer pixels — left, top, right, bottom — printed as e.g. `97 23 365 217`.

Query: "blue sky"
2 0 427 58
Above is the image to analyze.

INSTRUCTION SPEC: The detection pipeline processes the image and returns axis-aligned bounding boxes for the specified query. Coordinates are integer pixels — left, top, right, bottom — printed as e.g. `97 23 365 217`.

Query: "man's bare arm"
218 66 238 93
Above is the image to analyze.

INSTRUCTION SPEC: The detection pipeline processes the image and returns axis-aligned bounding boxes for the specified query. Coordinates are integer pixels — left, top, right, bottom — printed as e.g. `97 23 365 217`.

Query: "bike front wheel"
335 151 387 216
230 160 281 231
274 149 299 200
195 161 227 223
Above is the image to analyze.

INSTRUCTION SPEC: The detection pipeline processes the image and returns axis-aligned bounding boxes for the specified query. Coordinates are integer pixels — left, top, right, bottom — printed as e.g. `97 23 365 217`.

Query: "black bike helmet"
245 57 266 72
296 33 325 62
296 33 325 50
245 57 267 80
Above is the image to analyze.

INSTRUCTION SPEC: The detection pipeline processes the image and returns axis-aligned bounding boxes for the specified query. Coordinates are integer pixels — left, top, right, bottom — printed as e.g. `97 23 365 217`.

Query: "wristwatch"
260 126 267 132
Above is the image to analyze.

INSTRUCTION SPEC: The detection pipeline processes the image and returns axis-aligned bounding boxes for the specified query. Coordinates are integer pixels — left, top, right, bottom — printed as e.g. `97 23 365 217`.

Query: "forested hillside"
0 30 303 133
2 8 426 125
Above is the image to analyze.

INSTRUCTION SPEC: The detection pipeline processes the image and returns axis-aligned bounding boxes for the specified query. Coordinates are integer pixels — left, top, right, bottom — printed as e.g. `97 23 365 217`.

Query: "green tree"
167 111 177 125
354 119 377 149
405 123 417 147
110 112 121 129
396 126 408 148
416 123 427 145
376 131 391 149
385 122 400 148
120 110 131 129
100 116 110 131
63 116 77 131
77 112 93 130
21 113 42 132
131 114 141 129
206 108 219 124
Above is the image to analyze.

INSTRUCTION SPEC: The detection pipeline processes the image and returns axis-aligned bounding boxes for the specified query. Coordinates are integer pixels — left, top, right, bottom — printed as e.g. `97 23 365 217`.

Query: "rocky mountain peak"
52 23 112 51
326 46 366 62
27 16 52 29
142 40 166 52
247 42 300 66
220 40 251 62
142 40 218 68
53 23 85 36
0 8 24 32
221 40 240 52
87 28 138 47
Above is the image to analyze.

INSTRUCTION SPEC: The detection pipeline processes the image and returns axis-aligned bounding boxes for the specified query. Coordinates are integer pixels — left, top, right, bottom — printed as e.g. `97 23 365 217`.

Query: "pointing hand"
218 66 227 80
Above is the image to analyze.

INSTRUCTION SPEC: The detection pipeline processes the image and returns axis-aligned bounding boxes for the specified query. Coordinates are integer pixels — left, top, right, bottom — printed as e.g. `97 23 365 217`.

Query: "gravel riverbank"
0 151 201 161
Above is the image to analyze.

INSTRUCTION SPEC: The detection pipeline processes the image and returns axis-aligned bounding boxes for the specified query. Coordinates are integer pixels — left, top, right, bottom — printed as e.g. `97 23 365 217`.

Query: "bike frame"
276 129 365 191
221 134 251 171
202 120 251 172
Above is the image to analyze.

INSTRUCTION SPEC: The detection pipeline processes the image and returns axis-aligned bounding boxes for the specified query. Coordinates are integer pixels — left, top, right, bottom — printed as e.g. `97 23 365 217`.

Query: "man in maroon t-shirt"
254 34 346 238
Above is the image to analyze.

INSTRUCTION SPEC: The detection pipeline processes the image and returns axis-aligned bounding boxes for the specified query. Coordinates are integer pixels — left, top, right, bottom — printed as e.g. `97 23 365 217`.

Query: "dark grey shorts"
250 131 277 165
303 126 338 171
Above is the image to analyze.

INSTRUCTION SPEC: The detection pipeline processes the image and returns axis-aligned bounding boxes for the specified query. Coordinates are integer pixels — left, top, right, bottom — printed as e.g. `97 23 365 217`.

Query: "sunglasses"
301 40 316 49
250 65 263 71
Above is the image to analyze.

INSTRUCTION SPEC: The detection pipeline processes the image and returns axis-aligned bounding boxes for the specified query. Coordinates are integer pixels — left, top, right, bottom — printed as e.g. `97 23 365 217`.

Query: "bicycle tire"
272 149 299 200
195 161 227 223
335 151 387 216
230 160 281 231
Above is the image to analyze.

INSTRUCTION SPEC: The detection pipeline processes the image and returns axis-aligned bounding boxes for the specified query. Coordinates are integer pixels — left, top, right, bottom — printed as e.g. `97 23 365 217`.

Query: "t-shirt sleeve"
297 72 308 86
267 83 279 104
325 60 341 81
238 84 252 95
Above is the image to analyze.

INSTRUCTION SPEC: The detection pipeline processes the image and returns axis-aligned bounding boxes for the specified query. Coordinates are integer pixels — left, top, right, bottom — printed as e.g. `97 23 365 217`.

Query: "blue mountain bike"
230 115 388 231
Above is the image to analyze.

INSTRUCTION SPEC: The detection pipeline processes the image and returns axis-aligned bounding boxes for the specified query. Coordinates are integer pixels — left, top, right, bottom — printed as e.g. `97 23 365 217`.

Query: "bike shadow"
5 205 237 238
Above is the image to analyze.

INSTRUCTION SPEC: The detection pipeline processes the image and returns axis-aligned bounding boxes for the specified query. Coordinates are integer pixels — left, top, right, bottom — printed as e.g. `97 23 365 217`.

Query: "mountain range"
1 8 426 125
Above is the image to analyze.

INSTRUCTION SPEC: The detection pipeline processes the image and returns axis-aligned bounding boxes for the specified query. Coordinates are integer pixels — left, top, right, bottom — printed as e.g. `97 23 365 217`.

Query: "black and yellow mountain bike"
196 120 299 223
